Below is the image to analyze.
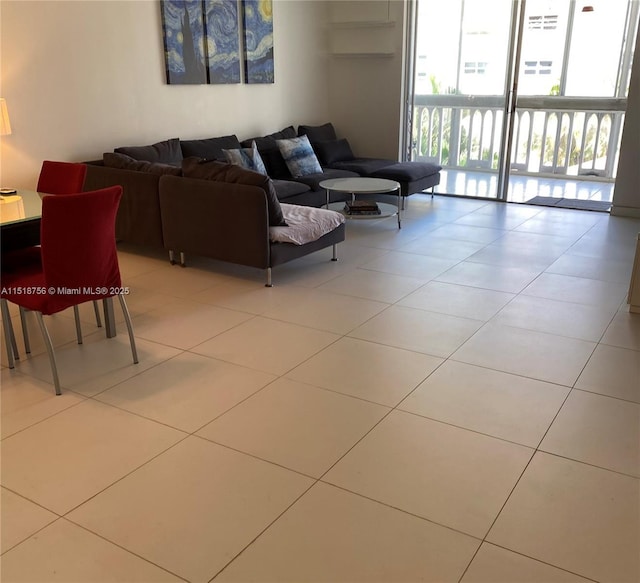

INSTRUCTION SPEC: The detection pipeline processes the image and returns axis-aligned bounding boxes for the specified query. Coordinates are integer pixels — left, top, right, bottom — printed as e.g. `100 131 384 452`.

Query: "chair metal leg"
93 301 103 328
117 294 139 364
34 312 61 395
1 299 16 369
6 302 20 360
73 305 83 344
20 306 31 353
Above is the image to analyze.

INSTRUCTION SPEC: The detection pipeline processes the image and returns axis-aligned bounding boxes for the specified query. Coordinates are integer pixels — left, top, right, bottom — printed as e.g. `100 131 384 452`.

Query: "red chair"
2 161 105 354
1 186 138 395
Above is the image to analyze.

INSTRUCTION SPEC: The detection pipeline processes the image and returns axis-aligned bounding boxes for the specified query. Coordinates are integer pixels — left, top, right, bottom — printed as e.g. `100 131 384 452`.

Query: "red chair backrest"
40 186 123 303
37 161 87 194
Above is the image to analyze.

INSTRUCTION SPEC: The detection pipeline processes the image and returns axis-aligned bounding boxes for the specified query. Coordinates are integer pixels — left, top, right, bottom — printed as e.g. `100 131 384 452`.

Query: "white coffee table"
319 177 402 229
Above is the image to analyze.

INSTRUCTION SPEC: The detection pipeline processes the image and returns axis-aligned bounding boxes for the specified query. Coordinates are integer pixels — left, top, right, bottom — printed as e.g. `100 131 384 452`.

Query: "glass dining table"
0 190 118 337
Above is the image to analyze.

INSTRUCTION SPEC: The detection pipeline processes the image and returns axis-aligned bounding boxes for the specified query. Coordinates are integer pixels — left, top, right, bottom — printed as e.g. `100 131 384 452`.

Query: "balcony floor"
438 170 615 210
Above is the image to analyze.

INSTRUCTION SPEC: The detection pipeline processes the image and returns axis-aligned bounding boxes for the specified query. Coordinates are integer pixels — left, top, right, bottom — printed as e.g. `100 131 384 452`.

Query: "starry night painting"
161 0 208 84
204 0 241 84
242 0 274 84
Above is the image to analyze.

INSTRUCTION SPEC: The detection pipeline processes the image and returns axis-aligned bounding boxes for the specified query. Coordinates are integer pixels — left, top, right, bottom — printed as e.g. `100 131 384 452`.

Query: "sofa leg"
168 250 176 265
331 244 338 262
180 252 186 267
265 268 273 287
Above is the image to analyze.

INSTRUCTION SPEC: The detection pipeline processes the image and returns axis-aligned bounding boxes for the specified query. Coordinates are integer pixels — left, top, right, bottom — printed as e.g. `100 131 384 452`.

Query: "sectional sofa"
83 123 441 283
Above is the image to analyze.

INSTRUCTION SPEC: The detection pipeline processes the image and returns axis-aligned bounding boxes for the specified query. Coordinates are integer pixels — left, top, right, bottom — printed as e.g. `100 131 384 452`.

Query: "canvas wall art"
161 0 208 84
204 0 241 84
242 0 274 84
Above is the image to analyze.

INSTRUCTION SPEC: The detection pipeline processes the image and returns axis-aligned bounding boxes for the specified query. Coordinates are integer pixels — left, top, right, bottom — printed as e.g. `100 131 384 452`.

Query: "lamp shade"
0 98 12 136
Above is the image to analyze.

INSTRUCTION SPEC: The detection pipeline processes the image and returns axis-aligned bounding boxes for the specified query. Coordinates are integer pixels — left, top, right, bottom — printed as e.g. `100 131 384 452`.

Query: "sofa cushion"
314 139 355 165
292 168 360 192
180 134 242 161
103 152 182 176
115 138 183 165
223 141 268 175
371 161 442 181
276 135 323 178
329 158 397 175
271 179 310 201
181 157 287 226
298 123 338 144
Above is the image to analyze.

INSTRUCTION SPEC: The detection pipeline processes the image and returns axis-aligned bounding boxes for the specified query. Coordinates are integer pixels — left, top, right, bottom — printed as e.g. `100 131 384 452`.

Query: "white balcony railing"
412 95 627 180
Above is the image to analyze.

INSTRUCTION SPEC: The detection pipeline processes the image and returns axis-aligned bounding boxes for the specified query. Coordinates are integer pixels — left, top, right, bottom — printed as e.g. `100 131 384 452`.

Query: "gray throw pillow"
222 141 268 175
314 139 355 165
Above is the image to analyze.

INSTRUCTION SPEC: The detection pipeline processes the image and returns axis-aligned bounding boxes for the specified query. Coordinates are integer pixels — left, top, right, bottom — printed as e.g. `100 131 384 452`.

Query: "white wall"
611 29 640 217
0 0 331 189
325 0 407 159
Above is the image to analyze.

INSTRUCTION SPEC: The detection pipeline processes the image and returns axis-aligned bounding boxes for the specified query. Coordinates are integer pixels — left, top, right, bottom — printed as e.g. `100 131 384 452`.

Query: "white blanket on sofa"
269 203 345 245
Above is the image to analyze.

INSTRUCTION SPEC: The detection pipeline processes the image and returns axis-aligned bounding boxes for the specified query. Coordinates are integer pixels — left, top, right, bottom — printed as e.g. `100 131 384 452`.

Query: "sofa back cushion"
181 157 287 226
115 138 183 165
180 134 242 161
241 126 297 179
298 123 338 144
313 138 355 166
103 152 182 176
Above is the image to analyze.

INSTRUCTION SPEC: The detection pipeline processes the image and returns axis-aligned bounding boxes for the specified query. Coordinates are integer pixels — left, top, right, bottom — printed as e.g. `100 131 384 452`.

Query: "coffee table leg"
397 188 402 229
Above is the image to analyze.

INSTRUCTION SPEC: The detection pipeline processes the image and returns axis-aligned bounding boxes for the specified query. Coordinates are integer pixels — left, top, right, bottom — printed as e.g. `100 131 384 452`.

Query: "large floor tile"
12 333 181 397
317 268 425 303
575 344 640 403
132 299 252 350
0 400 184 514
262 288 388 334
400 235 488 260
126 264 229 298
324 410 533 538
545 254 633 284
461 543 592 582
400 361 569 447
398 281 515 321
601 310 640 350
540 390 640 476
68 436 313 583
192 316 339 375
521 272 629 310
491 295 617 341
435 261 541 293
452 323 596 386
359 251 459 281
1 488 57 554
215 482 480 583
96 352 276 433
429 223 506 244
0 519 182 582
197 378 389 477
488 452 640 583
465 243 563 271
286 337 442 406
349 305 483 358
0 368 85 439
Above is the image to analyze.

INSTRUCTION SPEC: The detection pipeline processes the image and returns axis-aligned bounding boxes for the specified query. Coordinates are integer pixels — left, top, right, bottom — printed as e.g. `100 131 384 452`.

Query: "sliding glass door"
408 0 638 203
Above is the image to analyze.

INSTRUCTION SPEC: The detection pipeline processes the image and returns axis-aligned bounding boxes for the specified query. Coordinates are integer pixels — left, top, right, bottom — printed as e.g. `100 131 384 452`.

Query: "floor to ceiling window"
408 0 638 209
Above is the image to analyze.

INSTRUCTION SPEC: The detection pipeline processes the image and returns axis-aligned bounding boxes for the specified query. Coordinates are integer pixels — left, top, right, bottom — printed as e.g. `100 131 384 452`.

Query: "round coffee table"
319 177 402 229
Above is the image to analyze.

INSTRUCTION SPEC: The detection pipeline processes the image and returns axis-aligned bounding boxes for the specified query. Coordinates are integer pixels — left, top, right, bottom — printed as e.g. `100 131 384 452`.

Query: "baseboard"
610 205 640 218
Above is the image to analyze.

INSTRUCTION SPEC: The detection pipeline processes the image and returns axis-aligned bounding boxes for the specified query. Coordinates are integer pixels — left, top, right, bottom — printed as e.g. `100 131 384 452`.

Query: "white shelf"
330 20 396 29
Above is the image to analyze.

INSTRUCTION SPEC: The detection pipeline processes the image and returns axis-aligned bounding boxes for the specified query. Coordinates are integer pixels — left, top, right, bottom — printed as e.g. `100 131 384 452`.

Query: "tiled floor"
1 194 639 583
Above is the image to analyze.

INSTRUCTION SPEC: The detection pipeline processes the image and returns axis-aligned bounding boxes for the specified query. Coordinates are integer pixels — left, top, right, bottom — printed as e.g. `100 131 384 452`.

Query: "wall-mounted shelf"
328 18 396 57
330 20 396 29
331 52 395 59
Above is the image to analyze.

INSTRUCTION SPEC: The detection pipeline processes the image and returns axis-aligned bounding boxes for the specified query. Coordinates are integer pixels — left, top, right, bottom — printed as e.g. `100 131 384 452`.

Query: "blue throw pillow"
223 140 268 175
276 135 323 177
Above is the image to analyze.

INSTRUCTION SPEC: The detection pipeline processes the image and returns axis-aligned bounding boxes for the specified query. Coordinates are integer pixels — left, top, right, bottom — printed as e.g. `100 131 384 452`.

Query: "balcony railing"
412 95 627 180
